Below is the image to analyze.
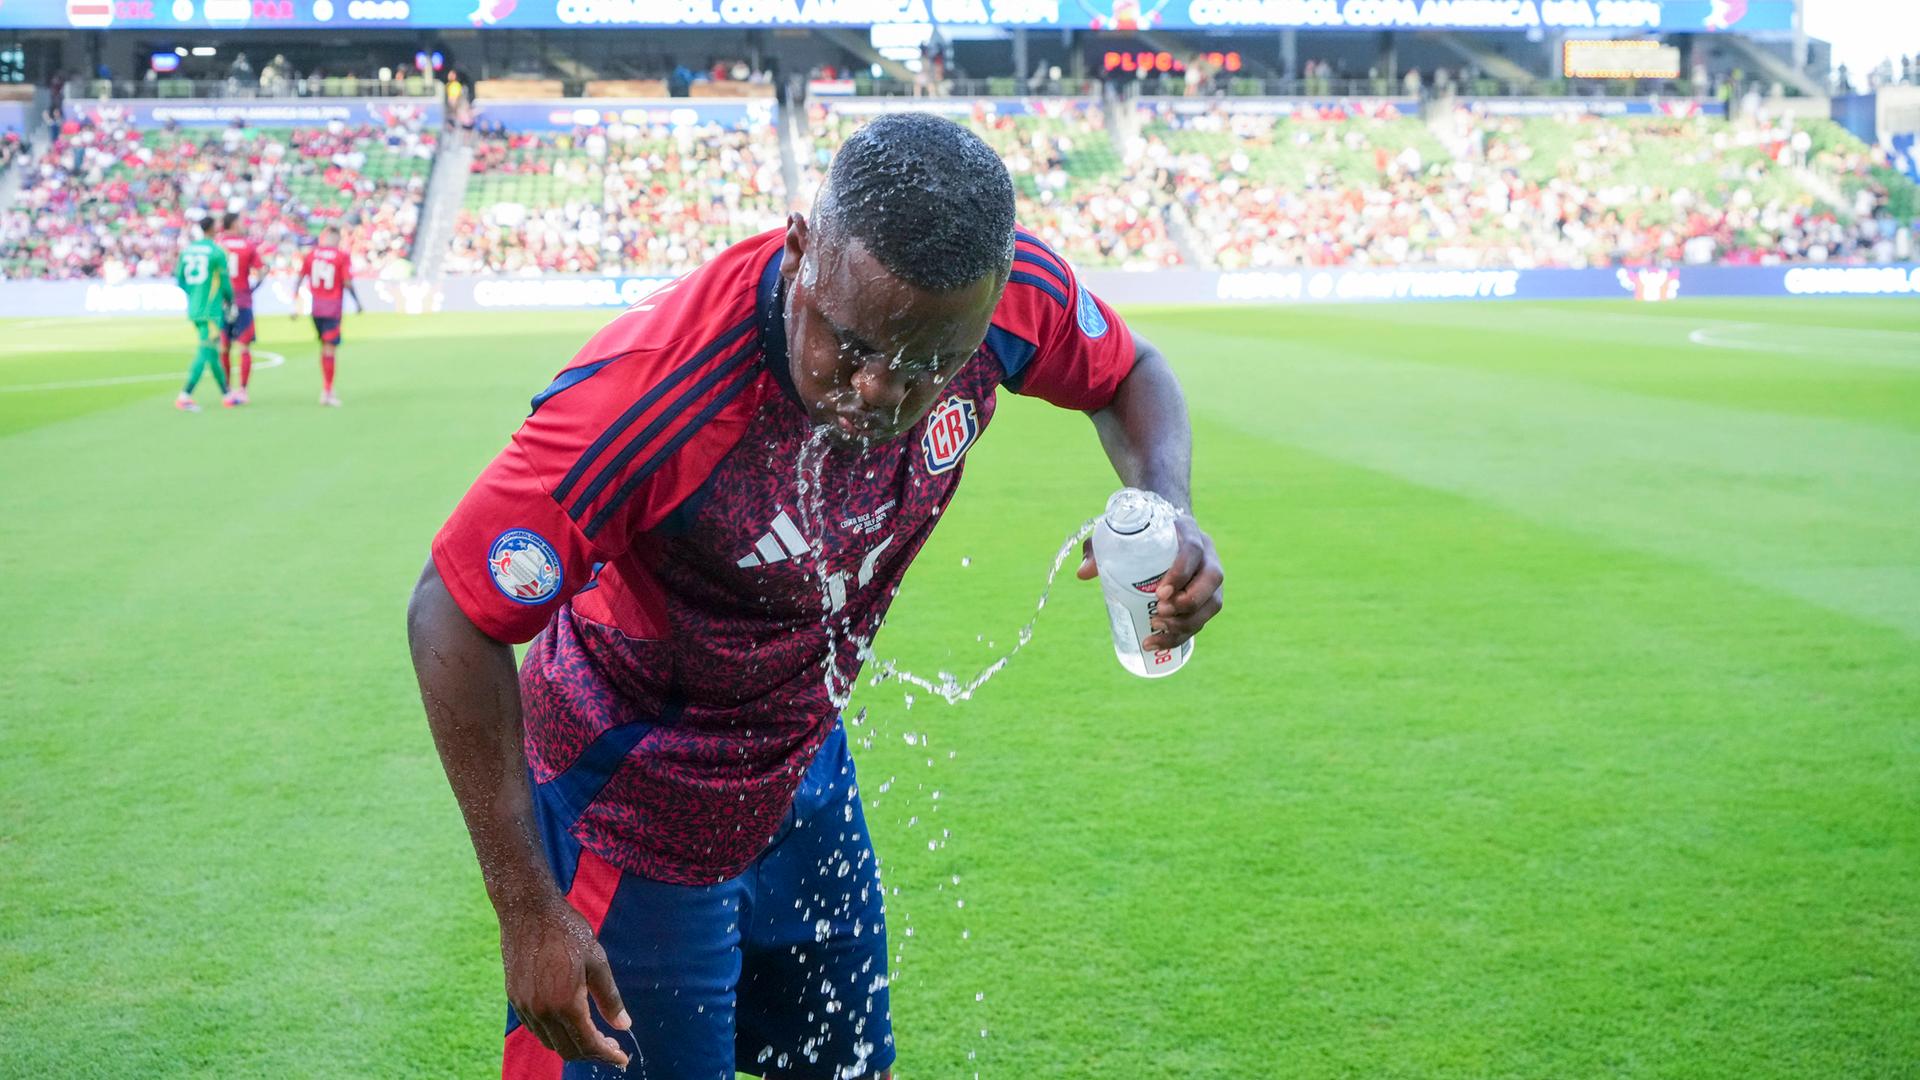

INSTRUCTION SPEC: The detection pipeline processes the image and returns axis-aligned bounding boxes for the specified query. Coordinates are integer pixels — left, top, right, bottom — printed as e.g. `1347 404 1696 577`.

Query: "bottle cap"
1103 488 1158 536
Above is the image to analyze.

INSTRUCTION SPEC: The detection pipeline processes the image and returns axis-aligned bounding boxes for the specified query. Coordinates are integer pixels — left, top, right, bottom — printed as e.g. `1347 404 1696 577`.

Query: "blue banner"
1206 265 1920 305
61 96 442 128
470 98 771 130
9 264 1914 318
1460 96 1726 117
822 97 1096 118
0 0 1797 32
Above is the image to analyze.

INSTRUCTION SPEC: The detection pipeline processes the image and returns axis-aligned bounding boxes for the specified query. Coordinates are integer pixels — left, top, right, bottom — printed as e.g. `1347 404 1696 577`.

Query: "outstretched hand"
1078 514 1224 651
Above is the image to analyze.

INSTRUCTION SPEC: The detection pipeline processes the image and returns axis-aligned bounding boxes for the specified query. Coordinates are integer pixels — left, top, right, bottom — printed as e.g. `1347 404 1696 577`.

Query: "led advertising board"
0 0 1797 33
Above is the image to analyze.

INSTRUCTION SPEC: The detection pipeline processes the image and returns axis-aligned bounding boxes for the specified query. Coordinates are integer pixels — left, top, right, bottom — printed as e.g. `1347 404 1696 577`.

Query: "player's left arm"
1079 332 1224 652
347 280 363 315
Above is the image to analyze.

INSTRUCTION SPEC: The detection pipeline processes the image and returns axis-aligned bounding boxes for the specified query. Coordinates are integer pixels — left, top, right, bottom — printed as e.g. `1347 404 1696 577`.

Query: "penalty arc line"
1687 324 1920 369
0 350 288 393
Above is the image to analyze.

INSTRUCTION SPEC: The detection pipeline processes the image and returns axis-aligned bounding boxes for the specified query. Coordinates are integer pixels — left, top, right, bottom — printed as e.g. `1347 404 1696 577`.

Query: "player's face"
781 215 1000 446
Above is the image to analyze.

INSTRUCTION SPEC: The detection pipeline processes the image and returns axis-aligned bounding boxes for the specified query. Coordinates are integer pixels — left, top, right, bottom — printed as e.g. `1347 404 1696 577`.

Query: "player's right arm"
406 564 632 1068
407 334 719 1066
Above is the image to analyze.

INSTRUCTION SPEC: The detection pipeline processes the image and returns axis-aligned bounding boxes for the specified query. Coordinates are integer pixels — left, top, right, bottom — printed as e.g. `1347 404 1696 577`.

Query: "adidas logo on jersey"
736 509 897 616
736 509 811 568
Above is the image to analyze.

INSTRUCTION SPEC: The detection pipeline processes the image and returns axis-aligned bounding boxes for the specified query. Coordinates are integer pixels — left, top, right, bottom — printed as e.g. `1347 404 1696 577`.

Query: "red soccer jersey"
300 246 351 317
219 236 260 308
431 228 1135 885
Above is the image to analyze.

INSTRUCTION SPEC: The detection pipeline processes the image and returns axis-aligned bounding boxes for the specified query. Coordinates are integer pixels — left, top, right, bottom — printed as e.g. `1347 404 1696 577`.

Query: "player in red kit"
408 115 1225 1080
294 225 361 407
217 213 263 407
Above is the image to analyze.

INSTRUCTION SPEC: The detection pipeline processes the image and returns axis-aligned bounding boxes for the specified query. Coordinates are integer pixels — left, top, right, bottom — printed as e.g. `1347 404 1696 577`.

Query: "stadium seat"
4 115 435 281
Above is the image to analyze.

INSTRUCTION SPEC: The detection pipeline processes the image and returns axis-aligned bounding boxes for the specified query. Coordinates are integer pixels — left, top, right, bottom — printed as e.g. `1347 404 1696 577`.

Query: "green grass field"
2 299 1917 1078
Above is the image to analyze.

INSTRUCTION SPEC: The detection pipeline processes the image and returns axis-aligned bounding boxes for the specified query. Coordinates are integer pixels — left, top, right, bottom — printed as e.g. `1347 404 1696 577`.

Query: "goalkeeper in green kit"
174 219 234 413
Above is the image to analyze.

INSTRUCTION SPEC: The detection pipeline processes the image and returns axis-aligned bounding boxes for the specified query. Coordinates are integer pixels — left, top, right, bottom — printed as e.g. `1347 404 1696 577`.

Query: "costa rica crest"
920 397 980 475
488 528 563 604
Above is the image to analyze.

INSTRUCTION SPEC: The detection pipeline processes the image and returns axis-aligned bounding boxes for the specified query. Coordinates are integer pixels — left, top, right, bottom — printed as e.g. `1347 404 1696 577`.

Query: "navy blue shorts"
313 315 341 344
221 306 255 345
505 723 894 1080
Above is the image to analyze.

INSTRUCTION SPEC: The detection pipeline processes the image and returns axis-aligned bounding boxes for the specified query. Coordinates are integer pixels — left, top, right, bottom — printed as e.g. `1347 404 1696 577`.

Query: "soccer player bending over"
408 114 1225 1080
216 212 264 407
293 224 360 407
174 217 233 413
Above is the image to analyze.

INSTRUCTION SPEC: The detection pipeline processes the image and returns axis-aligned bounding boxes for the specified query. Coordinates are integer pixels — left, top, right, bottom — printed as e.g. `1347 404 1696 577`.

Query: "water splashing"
864 519 1096 705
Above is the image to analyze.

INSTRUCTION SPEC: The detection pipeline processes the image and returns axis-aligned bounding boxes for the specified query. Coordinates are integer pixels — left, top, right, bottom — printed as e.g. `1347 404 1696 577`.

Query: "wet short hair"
815 112 1016 292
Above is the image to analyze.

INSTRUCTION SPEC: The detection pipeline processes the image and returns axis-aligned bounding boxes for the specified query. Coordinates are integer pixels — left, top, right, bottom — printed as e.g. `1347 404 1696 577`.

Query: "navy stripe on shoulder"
1015 231 1072 281
529 358 613 415
654 474 718 536
1008 270 1070 309
585 365 760 539
552 316 756 504
1013 250 1071 295
568 338 759 523
984 324 1039 386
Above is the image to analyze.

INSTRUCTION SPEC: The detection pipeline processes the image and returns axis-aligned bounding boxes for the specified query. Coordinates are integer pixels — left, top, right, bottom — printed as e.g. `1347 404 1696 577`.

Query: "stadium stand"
1136 102 1915 270
3 91 1916 283
445 119 787 276
0 112 434 281
804 101 1184 270
1138 101 1451 269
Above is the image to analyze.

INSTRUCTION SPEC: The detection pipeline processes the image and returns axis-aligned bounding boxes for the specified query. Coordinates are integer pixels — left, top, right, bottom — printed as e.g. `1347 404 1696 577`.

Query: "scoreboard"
1564 39 1685 79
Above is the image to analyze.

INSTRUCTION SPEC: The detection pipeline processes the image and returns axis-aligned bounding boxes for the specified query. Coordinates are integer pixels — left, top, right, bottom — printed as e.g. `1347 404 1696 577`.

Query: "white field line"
1688 323 1920 367
0 350 287 393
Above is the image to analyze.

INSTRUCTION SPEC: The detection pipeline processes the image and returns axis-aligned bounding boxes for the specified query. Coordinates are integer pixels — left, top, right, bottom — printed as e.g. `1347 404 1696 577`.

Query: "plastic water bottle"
1091 488 1193 679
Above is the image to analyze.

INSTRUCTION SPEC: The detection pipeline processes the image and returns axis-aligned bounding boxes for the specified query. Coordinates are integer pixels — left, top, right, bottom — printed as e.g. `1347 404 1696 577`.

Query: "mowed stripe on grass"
0 301 1914 1079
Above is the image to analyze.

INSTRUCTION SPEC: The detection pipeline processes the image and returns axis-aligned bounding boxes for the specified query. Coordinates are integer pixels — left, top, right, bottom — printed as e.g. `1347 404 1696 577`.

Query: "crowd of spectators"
1838 54 1920 93
445 120 786 275
3 98 1913 282
803 103 1182 270
0 128 22 174
1130 103 1913 271
0 113 433 281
